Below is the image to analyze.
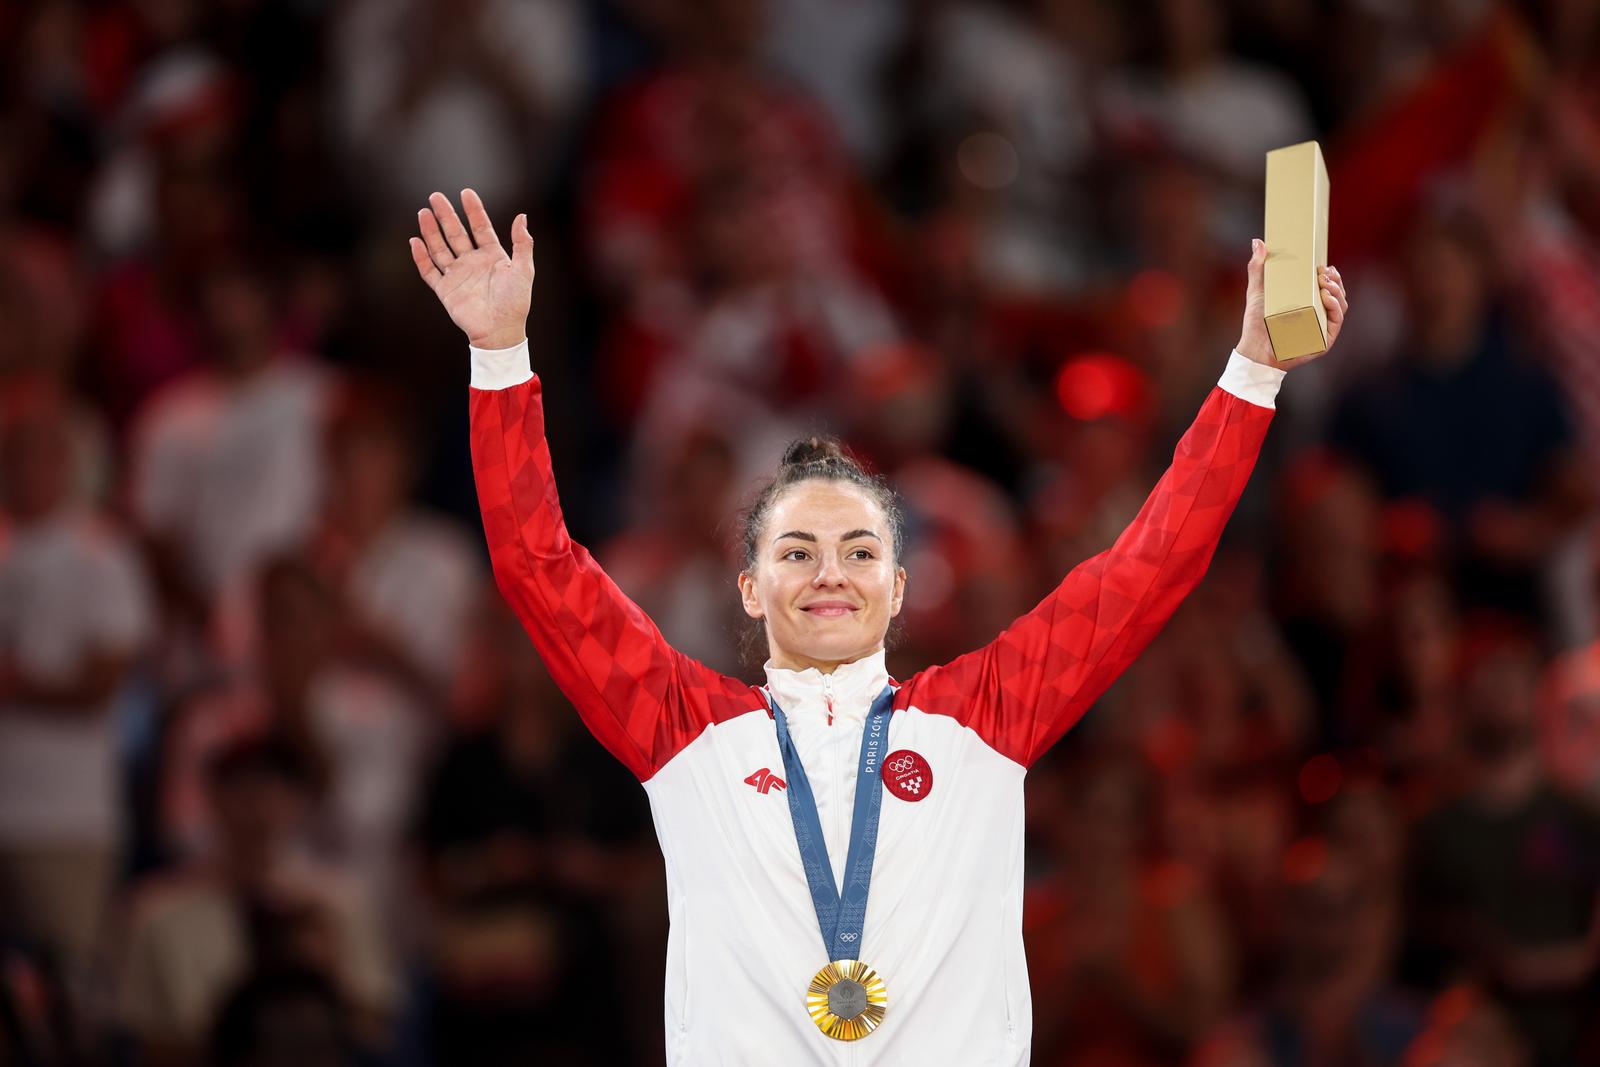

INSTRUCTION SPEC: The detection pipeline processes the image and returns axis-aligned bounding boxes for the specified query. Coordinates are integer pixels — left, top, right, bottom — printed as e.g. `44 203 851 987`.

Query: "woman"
409 189 1348 1064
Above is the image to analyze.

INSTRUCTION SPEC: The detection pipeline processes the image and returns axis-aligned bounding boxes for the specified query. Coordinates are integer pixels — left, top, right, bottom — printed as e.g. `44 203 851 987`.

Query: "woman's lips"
801 602 856 617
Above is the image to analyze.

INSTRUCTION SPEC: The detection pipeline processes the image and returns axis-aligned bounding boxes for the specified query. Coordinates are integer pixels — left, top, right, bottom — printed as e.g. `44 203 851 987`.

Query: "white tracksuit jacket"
468 341 1283 1064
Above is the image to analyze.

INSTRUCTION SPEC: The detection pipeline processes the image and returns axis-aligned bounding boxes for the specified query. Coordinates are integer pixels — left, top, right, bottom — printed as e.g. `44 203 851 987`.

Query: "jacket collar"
763 649 890 725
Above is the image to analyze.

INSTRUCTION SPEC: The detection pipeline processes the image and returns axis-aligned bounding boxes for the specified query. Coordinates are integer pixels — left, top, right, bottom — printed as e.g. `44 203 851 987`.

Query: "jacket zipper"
823 673 834 726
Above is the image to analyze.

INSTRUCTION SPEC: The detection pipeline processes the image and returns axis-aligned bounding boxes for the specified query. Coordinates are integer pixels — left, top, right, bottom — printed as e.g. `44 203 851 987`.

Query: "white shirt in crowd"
345 513 483 686
0 510 154 845
130 359 331 600
163 665 431 919
115 856 396 1045
333 0 587 212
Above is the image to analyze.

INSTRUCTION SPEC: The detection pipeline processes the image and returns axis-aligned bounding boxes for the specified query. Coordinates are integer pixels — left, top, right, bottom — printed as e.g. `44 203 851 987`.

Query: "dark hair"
739 436 904 573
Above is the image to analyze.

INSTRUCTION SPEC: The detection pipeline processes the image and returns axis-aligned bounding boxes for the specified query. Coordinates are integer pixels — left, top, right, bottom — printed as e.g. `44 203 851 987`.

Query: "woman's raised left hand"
1234 238 1348 368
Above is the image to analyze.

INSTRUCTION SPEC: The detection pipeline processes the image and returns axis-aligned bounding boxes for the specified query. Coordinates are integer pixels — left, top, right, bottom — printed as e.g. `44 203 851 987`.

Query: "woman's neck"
767 647 882 675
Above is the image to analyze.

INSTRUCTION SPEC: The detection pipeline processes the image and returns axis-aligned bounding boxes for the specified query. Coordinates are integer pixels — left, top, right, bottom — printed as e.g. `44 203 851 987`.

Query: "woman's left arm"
897 244 1347 766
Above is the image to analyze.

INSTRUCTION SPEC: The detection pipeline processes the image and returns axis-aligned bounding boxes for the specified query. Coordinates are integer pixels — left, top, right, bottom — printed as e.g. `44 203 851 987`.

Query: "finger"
510 212 535 276
461 188 503 252
418 208 454 266
409 237 442 289
429 191 474 256
1322 287 1345 325
1318 266 1344 297
1247 238 1266 295
1325 266 1348 314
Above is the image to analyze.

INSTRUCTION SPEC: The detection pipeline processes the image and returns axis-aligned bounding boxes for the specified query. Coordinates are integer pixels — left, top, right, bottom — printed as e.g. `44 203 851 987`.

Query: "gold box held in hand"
1263 140 1330 361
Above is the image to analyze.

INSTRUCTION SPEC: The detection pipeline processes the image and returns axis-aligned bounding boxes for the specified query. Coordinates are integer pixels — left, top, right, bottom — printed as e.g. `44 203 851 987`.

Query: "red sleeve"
896 386 1274 767
469 376 762 781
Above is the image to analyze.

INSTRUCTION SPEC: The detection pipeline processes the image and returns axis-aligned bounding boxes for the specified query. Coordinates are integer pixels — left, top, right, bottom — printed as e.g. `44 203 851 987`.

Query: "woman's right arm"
413 191 759 781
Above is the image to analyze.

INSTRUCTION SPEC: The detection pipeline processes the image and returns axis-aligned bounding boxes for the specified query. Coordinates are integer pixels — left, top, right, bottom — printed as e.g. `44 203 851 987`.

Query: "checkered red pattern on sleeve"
897 386 1274 767
469 376 763 781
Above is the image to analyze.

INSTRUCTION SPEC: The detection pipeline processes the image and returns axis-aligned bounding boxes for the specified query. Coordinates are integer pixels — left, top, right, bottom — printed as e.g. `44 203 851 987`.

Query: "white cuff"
469 338 534 390
1217 349 1286 410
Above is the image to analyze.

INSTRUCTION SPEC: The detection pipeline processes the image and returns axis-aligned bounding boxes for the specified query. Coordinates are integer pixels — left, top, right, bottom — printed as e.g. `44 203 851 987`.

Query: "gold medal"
806 959 888 1041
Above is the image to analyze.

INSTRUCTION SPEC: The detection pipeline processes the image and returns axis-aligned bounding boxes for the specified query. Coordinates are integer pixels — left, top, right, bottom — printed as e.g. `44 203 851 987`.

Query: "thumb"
1246 238 1266 300
511 213 535 277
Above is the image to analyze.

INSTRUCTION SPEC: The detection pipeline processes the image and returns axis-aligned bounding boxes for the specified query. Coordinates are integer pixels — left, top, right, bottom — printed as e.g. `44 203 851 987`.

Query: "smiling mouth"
801 603 857 618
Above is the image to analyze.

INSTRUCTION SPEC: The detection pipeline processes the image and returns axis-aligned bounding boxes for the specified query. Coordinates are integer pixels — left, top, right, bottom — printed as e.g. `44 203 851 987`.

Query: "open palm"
409 189 534 351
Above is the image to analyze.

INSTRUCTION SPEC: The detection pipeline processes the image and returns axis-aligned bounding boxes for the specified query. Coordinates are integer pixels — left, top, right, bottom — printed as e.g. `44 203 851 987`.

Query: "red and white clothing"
468 340 1281 1064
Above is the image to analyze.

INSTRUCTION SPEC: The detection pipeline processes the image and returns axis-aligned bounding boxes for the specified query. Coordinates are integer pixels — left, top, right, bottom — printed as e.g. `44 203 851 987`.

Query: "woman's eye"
849 549 874 560
783 549 810 561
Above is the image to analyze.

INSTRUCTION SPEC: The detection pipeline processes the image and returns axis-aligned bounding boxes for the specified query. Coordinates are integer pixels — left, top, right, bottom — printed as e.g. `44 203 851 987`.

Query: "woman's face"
739 480 906 673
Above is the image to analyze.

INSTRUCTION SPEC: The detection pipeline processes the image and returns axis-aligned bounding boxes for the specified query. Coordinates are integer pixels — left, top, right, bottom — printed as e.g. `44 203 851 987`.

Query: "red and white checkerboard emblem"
881 750 933 802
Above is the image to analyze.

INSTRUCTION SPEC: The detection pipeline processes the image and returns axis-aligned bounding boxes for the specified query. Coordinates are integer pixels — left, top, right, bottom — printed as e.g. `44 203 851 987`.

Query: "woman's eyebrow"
771 529 882 544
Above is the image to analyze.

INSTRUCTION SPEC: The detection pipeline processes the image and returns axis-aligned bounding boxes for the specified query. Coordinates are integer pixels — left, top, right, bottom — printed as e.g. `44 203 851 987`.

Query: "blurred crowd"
1 0 1599 1064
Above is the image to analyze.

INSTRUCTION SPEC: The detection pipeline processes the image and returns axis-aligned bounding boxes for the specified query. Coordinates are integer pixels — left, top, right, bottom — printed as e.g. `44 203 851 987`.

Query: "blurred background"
0 0 1598 1064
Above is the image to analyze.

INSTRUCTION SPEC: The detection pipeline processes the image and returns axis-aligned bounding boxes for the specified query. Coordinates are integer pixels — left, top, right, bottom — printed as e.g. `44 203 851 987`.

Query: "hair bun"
780 436 852 470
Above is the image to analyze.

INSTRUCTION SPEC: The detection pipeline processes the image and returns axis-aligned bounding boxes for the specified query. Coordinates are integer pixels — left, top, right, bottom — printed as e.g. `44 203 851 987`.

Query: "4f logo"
744 767 787 795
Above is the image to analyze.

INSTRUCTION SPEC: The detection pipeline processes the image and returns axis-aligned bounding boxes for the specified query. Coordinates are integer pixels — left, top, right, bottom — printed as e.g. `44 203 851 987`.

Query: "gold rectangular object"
1263 140 1330 361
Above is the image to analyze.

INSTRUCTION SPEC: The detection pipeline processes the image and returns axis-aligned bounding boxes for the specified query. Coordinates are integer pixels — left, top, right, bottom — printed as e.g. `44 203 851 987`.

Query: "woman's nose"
812 553 846 585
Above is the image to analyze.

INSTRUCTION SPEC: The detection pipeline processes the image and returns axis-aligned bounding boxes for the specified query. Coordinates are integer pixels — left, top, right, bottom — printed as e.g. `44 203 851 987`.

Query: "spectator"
306 380 483 693
1406 621 1600 1066
416 597 655 1064
1272 453 1383 743
761 0 908 170
114 736 394 1065
580 0 872 317
1112 0 1314 243
162 556 432 926
128 257 334 662
332 0 588 216
1345 571 1462 816
1330 208 1591 626
911 0 1127 295
1194 837 1424 1067
0 379 154 1006
1025 753 1234 1064
600 162 899 433
600 426 750 676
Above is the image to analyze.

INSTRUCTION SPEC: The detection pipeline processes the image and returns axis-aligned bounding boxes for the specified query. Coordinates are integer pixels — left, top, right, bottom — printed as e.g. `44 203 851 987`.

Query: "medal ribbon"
769 685 894 962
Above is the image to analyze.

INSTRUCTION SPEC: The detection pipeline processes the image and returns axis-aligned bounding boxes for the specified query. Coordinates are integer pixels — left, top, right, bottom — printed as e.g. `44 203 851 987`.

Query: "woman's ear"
890 565 907 618
738 570 765 620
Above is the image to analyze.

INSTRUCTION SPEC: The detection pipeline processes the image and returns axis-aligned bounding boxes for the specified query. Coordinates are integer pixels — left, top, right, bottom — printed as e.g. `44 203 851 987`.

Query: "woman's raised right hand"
409 189 534 351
